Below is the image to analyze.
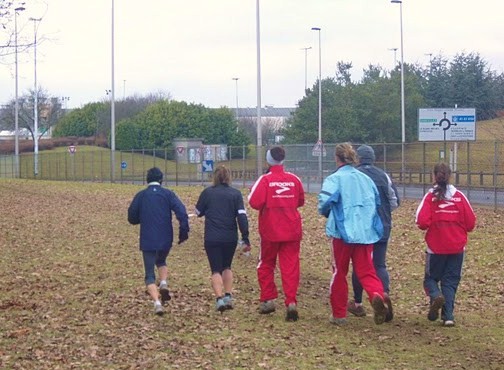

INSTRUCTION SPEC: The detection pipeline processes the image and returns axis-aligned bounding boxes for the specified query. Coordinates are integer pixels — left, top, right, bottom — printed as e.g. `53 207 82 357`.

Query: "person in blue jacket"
128 167 189 316
318 143 390 326
347 145 399 322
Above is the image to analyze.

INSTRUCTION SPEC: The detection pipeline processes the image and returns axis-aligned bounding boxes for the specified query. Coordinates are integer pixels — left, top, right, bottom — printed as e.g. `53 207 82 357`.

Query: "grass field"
0 179 503 370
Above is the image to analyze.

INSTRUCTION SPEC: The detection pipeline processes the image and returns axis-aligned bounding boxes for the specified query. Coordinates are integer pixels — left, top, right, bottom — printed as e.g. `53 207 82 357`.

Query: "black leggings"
204 240 237 274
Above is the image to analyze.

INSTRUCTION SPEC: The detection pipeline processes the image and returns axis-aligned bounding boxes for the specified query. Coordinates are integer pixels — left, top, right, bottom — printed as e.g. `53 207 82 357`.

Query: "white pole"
256 0 262 176
232 77 239 120
389 48 398 67
312 27 322 182
399 2 405 186
301 46 312 91
30 17 42 176
14 7 25 178
454 104 458 172
110 0 116 182
391 0 405 190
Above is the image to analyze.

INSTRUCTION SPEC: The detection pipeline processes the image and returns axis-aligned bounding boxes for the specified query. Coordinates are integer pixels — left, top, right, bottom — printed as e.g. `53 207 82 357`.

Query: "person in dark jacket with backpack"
128 167 189 316
347 145 399 322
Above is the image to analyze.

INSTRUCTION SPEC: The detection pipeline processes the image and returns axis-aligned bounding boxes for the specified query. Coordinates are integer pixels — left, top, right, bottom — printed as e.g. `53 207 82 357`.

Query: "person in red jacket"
415 162 476 327
248 146 305 321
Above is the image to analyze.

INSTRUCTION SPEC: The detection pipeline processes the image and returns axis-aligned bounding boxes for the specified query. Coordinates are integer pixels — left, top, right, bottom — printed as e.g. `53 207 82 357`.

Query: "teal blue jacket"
318 165 383 244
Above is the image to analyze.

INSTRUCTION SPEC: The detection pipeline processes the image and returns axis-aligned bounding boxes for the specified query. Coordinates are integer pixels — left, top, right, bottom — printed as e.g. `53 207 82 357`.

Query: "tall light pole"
61 96 70 109
14 6 25 178
232 77 239 121
30 17 42 176
110 0 116 182
388 47 398 67
391 0 405 187
301 46 312 92
123 79 126 100
256 0 262 176
425 52 433 65
311 27 322 182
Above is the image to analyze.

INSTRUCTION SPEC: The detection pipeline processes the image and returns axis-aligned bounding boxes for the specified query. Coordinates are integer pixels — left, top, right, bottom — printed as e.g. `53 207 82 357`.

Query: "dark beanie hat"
357 145 375 164
147 167 163 183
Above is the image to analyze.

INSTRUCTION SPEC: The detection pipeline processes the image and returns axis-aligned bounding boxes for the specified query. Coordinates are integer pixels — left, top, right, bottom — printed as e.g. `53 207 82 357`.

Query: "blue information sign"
202 160 214 172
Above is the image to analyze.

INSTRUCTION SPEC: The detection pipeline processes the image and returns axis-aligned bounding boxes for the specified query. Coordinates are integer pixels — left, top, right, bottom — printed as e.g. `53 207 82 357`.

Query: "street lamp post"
110 0 116 182
301 46 312 92
256 0 262 176
425 52 433 67
14 6 25 178
388 47 398 67
391 0 405 188
232 77 239 121
30 17 42 176
61 96 70 109
311 27 322 182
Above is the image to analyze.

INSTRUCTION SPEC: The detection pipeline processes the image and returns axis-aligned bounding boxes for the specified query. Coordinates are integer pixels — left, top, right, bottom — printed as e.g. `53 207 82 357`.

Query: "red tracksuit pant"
330 238 384 318
257 240 300 306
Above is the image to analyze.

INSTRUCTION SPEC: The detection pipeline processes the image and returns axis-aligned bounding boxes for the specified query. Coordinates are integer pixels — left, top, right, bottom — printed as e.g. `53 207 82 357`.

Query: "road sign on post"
418 108 476 141
311 140 326 157
202 160 214 172
68 145 76 154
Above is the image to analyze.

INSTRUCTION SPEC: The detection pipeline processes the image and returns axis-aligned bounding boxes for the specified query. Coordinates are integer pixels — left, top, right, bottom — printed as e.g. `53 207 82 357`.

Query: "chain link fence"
1 141 503 208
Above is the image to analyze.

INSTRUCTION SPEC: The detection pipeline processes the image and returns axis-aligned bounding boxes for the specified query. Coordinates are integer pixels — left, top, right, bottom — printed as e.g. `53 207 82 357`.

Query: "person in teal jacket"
318 142 391 326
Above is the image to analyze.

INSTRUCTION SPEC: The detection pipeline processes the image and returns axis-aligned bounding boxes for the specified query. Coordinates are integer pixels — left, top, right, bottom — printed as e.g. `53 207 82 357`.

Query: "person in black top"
128 167 189 316
195 165 250 312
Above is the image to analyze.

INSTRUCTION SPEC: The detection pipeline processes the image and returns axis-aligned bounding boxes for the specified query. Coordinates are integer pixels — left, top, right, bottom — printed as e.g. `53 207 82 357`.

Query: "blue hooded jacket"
318 165 383 244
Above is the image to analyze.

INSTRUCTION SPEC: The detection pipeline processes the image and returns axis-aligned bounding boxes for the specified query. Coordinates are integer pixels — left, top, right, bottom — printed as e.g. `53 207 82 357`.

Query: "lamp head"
311 27 321 31
15 7 25 11
391 0 402 3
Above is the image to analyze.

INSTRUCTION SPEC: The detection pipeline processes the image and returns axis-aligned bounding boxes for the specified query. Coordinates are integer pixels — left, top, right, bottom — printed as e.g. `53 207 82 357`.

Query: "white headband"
266 150 283 166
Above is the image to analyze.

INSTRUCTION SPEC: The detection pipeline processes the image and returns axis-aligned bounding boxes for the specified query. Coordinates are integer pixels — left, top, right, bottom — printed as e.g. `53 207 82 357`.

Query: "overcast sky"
1 0 503 110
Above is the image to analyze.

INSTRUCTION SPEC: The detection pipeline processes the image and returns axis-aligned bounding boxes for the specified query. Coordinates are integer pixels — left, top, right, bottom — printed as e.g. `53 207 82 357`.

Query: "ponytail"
432 162 451 201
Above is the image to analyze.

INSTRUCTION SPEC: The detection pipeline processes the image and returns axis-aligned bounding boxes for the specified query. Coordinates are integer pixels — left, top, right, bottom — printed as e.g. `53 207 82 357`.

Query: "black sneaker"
286 303 299 322
428 295 445 321
159 283 171 305
384 294 394 322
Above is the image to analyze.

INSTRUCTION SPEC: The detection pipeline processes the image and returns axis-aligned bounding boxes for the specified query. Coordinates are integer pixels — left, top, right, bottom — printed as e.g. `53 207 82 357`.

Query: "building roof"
235 107 296 118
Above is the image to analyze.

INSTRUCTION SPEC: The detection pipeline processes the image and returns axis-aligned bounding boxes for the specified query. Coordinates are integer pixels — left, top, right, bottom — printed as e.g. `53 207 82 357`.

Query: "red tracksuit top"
248 165 305 242
415 185 476 254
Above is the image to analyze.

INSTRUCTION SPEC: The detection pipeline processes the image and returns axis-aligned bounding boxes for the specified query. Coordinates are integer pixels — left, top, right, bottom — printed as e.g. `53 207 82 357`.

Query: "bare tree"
238 116 285 145
0 86 64 141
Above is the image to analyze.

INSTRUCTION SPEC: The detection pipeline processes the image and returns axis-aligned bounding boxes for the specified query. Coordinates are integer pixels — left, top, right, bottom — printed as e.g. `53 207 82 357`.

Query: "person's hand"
242 238 251 253
178 230 189 245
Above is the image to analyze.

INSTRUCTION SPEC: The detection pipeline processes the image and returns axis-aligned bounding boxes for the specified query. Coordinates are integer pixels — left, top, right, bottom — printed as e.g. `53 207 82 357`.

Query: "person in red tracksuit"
416 162 476 327
248 146 305 322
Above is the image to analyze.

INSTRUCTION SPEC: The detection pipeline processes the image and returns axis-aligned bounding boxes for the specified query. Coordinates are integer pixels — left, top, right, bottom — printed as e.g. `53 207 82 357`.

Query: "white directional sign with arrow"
418 108 476 141
202 160 214 172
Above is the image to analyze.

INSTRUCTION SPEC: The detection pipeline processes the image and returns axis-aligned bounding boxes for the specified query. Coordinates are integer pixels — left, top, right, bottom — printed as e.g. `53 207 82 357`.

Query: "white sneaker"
154 302 164 316
443 320 455 327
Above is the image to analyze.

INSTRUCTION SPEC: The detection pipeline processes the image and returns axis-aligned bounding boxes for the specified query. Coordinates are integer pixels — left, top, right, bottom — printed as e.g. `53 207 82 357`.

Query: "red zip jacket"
248 165 305 242
415 184 476 254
